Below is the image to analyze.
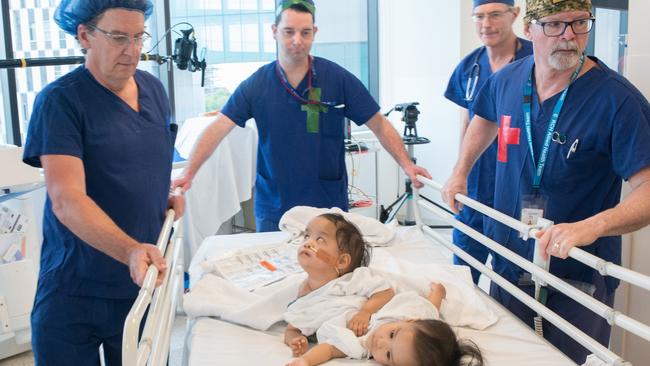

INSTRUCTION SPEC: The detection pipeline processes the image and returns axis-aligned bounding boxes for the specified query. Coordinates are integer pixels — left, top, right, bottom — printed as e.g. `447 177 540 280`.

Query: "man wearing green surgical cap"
444 0 650 363
174 1 431 233
22 0 184 364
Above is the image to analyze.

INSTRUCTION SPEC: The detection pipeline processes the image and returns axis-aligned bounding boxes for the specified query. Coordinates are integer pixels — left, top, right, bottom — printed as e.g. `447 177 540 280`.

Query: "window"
6 0 159 143
9 0 79 143
0 0 376 142
170 0 371 120
586 0 629 74
0 81 6 144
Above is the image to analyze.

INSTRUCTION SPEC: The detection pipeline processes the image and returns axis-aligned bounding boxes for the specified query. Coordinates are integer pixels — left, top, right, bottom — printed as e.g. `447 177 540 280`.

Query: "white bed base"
123 177 650 366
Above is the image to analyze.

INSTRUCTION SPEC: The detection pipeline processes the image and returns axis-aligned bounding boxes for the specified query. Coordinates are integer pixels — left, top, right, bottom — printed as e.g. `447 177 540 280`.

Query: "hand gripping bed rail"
419 222 629 366
122 208 184 366
413 177 650 365
416 198 650 342
416 175 650 293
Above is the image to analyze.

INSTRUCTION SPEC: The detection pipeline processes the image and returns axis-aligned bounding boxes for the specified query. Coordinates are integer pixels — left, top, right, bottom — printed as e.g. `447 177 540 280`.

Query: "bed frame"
122 176 650 366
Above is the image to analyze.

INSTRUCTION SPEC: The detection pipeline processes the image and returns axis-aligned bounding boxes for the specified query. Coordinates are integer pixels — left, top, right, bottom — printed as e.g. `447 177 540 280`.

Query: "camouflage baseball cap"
525 0 592 23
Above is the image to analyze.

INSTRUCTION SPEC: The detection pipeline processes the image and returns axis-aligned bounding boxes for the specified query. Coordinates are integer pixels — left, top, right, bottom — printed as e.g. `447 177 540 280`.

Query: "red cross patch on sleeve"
497 115 520 163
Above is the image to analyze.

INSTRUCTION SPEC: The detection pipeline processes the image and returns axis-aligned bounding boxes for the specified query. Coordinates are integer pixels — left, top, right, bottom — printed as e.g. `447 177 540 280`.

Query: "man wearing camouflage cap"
443 0 650 362
174 0 431 232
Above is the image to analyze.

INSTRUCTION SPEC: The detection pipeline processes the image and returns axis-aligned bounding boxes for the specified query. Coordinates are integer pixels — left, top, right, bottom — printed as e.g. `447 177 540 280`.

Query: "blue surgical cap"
473 0 515 7
54 0 153 36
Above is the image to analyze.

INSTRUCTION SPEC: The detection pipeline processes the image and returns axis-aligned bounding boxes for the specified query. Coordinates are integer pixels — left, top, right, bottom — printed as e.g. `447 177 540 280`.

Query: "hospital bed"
122 176 650 366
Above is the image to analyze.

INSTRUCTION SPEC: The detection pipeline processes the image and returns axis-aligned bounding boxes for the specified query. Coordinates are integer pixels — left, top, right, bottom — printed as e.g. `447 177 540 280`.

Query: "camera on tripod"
393 102 420 126
385 102 428 145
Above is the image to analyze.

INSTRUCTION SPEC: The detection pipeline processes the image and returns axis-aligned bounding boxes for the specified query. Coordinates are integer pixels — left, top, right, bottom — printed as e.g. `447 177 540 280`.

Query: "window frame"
0 0 379 145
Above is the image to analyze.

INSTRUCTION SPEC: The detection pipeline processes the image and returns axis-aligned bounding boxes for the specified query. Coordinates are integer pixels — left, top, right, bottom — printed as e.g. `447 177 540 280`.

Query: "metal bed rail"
413 176 650 366
122 208 184 366
418 175 650 292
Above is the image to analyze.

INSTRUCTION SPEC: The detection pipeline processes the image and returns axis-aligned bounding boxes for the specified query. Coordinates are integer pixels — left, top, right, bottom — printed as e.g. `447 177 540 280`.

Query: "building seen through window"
0 82 6 144
171 0 369 119
7 0 156 144
9 0 79 143
1 0 371 141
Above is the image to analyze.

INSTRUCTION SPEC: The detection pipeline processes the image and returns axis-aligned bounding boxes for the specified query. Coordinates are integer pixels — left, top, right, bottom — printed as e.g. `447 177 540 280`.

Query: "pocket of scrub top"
550 148 610 189
321 108 345 138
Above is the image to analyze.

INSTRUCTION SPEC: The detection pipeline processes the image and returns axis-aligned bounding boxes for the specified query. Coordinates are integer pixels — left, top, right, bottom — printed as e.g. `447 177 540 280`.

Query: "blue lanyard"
523 54 585 189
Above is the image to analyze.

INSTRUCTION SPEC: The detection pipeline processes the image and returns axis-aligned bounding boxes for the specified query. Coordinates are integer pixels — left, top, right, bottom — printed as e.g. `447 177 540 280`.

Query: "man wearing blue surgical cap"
173 0 431 232
22 1 184 364
444 0 532 284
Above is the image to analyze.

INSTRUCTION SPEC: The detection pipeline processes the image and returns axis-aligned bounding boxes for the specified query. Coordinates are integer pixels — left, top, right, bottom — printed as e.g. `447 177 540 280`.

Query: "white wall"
376 0 461 223
610 1 650 364
375 0 527 223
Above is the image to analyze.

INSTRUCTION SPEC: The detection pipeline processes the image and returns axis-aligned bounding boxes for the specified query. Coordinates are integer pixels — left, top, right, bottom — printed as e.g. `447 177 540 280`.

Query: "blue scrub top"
473 56 650 291
444 38 533 204
221 57 380 223
23 66 173 299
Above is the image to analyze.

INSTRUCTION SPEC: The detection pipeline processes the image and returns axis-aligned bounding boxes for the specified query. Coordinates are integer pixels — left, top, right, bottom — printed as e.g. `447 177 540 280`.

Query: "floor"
0 315 188 366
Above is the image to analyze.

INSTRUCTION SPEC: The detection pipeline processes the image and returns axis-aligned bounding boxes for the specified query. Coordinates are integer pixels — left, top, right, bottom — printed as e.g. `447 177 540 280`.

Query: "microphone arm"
0 53 171 70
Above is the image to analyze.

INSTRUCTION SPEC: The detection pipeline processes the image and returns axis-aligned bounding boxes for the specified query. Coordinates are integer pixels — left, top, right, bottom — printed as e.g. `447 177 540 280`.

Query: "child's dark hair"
411 319 484 366
318 213 370 274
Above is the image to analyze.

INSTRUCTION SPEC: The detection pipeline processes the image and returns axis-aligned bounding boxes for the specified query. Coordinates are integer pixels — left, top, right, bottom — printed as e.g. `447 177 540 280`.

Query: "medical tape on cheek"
307 245 341 275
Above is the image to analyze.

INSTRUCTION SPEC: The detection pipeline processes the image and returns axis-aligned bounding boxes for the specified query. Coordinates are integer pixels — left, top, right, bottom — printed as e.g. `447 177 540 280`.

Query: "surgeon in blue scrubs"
174 0 430 232
443 0 650 363
444 0 532 284
22 1 184 364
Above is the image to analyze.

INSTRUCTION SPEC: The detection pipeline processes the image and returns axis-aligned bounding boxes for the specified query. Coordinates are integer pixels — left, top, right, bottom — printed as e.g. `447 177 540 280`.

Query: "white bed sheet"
185 227 577 366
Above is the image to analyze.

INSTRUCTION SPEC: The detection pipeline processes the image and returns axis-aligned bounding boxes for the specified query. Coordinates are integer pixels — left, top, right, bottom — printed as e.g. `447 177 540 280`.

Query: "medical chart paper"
206 242 303 291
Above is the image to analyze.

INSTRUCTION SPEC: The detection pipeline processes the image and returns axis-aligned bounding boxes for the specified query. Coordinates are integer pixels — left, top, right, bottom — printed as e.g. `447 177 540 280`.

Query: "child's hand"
428 282 447 310
285 358 309 366
347 310 371 336
429 282 446 299
289 335 309 357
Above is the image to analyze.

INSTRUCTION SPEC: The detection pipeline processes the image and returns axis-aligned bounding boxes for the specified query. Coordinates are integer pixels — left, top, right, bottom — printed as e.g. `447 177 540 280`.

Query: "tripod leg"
384 193 409 224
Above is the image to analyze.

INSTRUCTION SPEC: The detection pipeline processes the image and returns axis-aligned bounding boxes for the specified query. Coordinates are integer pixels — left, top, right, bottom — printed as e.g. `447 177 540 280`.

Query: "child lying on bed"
286 283 485 366
283 213 396 357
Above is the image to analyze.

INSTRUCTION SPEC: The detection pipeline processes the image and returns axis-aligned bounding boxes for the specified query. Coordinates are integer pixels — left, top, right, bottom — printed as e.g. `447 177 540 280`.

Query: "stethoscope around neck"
464 46 486 102
275 56 343 108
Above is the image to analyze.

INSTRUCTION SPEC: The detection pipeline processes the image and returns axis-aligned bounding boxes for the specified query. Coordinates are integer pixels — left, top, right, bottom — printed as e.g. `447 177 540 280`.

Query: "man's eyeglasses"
472 8 513 23
530 18 595 37
86 24 151 48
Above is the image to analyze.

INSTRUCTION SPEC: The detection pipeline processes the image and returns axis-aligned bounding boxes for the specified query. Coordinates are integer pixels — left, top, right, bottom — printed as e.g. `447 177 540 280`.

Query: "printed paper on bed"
201 242 304 291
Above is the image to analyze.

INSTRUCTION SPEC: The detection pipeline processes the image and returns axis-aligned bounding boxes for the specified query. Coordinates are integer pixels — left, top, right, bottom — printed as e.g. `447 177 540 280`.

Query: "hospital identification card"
519 194 547 237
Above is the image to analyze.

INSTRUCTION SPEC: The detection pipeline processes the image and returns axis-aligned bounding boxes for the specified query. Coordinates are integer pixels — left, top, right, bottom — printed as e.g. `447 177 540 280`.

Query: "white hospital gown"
316 291 440 359
284 267 392 336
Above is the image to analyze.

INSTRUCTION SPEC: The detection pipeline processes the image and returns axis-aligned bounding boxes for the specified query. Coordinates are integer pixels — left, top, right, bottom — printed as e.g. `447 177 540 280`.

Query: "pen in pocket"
566 139 580 159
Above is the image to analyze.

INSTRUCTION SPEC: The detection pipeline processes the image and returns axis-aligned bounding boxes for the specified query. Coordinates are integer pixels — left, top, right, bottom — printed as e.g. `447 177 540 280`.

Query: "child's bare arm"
285 343 346 366
347 287 395 336
428 282 447 310
285 324 309 357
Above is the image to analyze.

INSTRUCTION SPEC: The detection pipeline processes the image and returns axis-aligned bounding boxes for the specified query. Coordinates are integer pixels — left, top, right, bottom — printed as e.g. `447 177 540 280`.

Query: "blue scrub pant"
490 273 614 364
256 216 280 232
31 285 136 366
452 207 490 284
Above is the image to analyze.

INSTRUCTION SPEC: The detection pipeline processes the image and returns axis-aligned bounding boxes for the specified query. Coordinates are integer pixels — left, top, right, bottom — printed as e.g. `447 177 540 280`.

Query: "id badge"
520 194 548 237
